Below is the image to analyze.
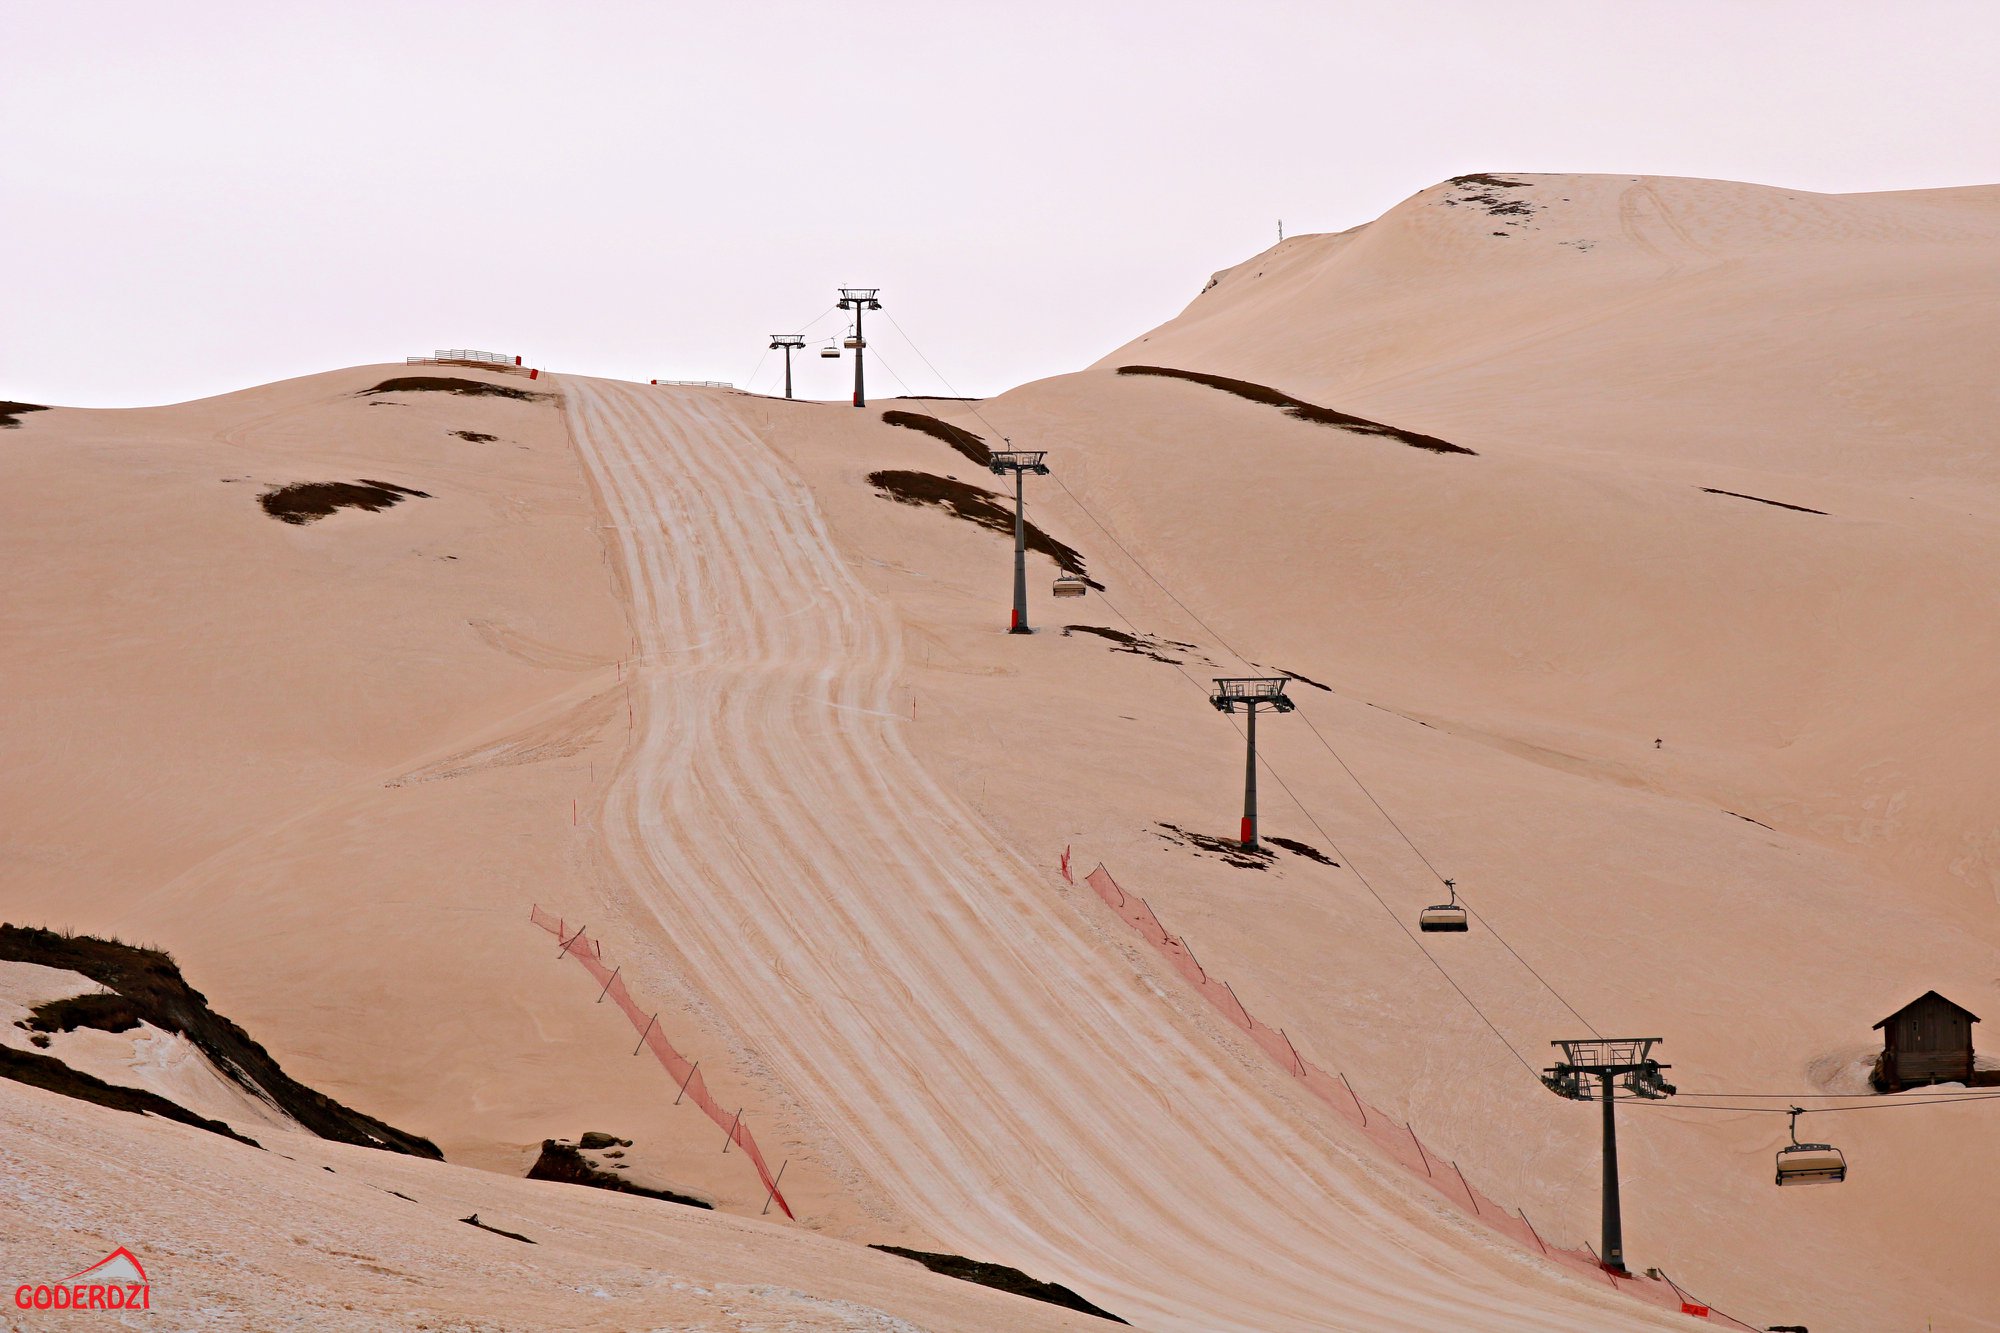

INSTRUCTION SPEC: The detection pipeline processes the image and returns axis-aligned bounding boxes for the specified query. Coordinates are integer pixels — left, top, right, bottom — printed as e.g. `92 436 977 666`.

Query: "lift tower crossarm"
836 287 881 408
1541 1038 1676 1276
1209 678 1296 850
988 449 1050 633
768 334 806 400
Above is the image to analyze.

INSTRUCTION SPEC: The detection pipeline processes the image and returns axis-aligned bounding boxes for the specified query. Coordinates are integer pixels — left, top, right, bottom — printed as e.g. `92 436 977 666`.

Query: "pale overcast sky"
6 1 1998 406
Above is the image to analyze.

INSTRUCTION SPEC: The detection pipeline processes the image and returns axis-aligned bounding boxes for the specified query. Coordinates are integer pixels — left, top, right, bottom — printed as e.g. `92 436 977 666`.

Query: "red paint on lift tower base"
1240 818 1254 845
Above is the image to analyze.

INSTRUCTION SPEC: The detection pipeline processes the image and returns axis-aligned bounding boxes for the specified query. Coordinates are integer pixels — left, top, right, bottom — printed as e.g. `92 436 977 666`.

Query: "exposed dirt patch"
459 1215 534 1244
1116 367 1475 456
1061 624 1193 665
1266 835 1339 867
526 1139 714 1209
359 376 547 401
20 992 142 1035
869 1246 1127 1324
1451 173 1534 190
451 430 498 443
0 1045 260 1147
1443 174 1540 226
882 410 992 467
1 402 49 429
1277 668 1333 692
864 470 1099 584
1154 822 1272 870
258 478 431 525
1725 810 1775 830
0 924 441 1158
1700 487 1827 516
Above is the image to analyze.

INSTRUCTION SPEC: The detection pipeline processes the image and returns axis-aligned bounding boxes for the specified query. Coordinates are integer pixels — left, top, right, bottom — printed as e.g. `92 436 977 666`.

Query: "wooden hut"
1871 991 1978 1091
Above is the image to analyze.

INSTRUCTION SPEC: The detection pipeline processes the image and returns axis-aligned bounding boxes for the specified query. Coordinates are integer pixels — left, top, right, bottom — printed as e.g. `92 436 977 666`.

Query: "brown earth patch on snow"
1116 366 1475 455
258 478 431 525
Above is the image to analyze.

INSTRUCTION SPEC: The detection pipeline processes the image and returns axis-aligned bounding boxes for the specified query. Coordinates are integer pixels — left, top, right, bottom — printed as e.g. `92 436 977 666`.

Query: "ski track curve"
560 376 1671 1332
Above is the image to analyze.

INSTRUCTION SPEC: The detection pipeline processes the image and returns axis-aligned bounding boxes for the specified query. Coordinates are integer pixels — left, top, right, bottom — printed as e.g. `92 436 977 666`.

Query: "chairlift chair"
1775 1107 1847 1186
1624 1061 1677 1100
1052 574 1088 598
1418 878 1468 932
842 335 863 349
819 345 841 359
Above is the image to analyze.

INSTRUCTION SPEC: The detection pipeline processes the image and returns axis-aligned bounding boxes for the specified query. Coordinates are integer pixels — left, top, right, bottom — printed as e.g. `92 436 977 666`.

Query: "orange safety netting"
1082 864 1754 1328
527 906 793 1220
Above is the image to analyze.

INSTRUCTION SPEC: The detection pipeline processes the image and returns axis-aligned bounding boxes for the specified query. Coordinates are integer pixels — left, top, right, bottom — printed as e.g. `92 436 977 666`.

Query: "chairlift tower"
836 287 881 407
988 449 1049 633
1541 1038 1675 1275
768 334 806 399
1209 678 1296 850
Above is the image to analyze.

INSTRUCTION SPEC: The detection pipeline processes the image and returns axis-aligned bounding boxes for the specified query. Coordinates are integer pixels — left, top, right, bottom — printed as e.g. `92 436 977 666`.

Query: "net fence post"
762 1159 789 1216
1280 1027 1306 1076
675 1059 701 1105
1339 1072 1367 1126
1451 1160 1479 1214
721 1107 742 1154
631 1013 657 1056
1222 979 1253 1028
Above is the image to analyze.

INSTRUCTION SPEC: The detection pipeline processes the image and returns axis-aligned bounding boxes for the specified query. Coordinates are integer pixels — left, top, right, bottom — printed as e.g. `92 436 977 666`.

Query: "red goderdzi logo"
14 1247 151 1312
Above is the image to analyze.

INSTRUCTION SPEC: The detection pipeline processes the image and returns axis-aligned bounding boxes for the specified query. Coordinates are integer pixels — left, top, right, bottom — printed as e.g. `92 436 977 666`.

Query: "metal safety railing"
409 349 520 366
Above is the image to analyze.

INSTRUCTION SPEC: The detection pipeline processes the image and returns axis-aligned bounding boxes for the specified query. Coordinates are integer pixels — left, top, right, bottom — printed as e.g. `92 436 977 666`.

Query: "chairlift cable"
1629 1091 2000 1115
739 304 840 393
1046 470 1603 1044
1092 590 1547 1081
1676 1088 1998 1099
879 311 1991 1213
866 346 922 400
886 313 1604 1055
881 312 1258 664
1293 707 1602 1038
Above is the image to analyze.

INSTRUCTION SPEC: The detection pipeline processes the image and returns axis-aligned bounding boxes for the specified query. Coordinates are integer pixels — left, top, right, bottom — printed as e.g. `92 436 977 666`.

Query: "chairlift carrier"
1052 573 1088 597
1419 878 1468 933
1775 1107 1847 1186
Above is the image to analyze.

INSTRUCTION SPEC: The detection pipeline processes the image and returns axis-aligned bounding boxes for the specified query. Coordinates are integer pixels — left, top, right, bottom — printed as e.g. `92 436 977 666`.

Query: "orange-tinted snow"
6 173 1997 1330
757 174 2000 1330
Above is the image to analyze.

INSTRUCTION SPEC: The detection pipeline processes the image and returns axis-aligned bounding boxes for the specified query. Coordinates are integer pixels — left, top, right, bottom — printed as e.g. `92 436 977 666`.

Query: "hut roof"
1872 990 1981 1031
